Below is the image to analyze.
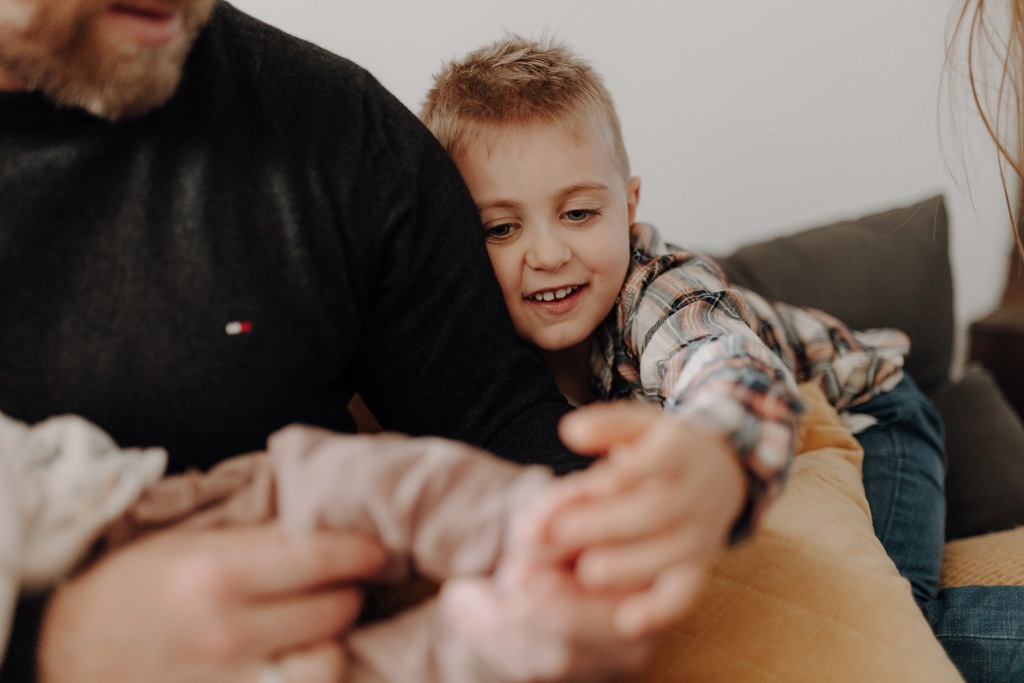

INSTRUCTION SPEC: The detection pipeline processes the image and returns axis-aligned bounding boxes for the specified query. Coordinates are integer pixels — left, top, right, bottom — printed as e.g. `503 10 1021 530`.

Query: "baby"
0 412 166 663
0 411 653 682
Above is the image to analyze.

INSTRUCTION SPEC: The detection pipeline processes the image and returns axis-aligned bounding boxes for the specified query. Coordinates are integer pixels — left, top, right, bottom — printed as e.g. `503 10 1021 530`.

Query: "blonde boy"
421 36 911 638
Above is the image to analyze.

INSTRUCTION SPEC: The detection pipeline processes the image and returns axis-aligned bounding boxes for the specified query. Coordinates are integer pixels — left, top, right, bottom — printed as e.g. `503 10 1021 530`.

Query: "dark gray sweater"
0 4 584 677
0 3 583 472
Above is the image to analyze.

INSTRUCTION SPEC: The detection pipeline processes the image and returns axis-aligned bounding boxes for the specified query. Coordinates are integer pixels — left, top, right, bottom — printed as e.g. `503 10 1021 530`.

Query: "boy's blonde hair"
420 35 631 179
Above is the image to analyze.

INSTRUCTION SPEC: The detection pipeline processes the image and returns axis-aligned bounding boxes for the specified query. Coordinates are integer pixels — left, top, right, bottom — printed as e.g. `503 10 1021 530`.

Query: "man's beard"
0 0 216 120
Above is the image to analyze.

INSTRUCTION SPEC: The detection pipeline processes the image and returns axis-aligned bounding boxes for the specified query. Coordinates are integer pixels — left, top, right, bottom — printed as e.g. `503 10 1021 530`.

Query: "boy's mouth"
523 284 586 315
524 284 583 302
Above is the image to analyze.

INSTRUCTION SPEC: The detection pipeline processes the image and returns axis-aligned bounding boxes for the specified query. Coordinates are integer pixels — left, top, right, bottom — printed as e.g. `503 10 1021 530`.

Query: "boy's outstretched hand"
539 401 747 639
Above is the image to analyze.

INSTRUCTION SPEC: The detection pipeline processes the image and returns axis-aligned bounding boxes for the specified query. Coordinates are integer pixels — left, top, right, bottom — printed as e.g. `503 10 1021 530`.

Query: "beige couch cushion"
625 383 962 682
942 526 1024 588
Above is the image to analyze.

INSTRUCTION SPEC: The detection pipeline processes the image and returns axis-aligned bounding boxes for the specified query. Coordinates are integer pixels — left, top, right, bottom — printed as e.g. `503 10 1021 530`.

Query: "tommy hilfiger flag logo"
225 320 253 335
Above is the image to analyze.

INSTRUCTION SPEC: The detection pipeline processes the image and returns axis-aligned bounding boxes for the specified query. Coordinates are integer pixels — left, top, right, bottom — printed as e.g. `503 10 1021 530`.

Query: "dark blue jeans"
855 375 1024 682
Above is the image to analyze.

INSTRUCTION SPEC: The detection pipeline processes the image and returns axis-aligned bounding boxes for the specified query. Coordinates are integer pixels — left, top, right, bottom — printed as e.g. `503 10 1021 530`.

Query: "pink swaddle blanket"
0 403 651 681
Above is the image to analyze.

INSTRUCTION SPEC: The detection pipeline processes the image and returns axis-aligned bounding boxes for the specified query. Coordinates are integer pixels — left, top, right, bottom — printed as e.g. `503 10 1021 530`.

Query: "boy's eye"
484 222 518 243
563 208 600 223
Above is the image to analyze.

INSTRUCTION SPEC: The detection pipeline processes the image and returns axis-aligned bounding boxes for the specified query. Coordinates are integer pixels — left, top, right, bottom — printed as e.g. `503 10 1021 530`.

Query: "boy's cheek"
487 254 520 295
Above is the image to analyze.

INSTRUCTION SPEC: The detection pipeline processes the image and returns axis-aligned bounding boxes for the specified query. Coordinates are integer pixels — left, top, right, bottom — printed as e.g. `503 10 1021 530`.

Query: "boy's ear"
627 176 642 225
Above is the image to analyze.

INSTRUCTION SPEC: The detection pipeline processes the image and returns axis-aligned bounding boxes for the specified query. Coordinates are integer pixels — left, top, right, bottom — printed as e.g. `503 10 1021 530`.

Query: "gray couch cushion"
715 196 952 393
714 197 1024 540
932 364 1024 540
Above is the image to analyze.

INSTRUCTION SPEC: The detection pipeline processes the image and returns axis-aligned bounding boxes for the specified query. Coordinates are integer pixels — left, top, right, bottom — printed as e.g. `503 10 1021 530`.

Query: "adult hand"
543 401 746 639
38 525 386 683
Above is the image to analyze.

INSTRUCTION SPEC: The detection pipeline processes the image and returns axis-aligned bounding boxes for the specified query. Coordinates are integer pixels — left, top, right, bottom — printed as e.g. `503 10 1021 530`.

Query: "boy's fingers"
558 402 661 454
609 416 733 476
615 564 707 638
548 480 682 549
516 475 592 546
522 465 630 547
575 525 705 590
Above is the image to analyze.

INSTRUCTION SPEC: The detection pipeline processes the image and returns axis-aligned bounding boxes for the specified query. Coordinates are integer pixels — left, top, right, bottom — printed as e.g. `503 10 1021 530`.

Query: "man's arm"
1 595 46 682
344 80 588 473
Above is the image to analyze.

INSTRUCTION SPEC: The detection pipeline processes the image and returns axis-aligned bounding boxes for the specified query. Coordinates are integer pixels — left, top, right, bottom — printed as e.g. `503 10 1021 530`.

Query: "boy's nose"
524 230 571 271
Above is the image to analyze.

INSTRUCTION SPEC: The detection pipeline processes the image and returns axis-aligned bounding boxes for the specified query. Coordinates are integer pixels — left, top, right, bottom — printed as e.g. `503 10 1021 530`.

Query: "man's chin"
19 40 189 120
0 0 216 121
51 67 183 120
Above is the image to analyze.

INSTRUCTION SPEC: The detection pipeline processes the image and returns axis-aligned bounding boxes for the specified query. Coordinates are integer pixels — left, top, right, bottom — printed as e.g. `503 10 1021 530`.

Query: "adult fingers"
241 587 364 656
211 526 386 597
38 527 362 683
558 401 661 455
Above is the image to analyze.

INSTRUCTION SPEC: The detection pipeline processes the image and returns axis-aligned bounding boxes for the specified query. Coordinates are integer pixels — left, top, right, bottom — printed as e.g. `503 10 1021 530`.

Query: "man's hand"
39 525 385 683
541 402 747 639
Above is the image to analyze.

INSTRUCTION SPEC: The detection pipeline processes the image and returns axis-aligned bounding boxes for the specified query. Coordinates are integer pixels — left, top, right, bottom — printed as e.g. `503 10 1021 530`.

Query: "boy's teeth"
533 286 577 302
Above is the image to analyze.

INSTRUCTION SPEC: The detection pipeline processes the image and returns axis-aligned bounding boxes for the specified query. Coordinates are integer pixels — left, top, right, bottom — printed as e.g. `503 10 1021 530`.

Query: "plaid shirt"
591 223 908 533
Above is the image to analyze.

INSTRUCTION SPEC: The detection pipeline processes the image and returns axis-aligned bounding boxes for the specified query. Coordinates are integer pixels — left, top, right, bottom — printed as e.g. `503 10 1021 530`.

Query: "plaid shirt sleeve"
739 295 909 413
618 225 803 538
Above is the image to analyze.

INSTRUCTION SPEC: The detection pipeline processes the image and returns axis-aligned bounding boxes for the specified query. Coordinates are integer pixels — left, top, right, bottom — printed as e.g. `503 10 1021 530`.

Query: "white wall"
234 0 1013 371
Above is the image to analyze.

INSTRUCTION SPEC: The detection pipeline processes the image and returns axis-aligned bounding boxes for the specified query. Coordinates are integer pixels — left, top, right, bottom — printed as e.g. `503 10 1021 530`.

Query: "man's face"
0 0 217 119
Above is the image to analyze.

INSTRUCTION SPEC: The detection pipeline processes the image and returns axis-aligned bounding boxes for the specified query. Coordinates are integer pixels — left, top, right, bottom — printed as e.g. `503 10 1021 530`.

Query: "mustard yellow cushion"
941 526 1024 588
626 383 963 682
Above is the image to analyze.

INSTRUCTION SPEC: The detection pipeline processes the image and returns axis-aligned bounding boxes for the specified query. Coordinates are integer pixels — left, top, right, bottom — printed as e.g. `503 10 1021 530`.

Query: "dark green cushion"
716 195 953 393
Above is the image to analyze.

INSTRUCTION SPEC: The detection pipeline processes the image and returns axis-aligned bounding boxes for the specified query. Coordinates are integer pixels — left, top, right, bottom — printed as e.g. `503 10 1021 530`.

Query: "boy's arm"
528 256 799 639
529 233 802 639
624 247 803 536
654 331 801 536
753 299 910 412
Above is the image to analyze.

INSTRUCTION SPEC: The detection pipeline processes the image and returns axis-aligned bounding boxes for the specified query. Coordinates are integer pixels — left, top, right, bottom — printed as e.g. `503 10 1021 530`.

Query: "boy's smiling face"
455 121 640 353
